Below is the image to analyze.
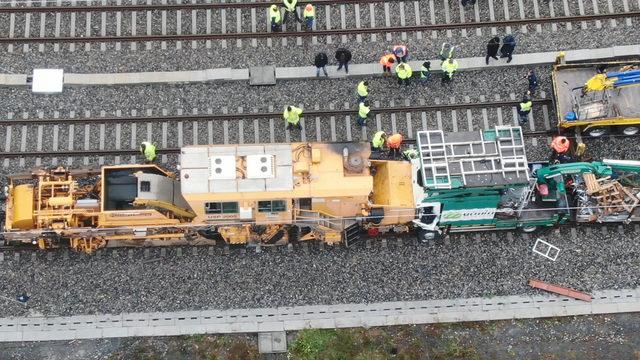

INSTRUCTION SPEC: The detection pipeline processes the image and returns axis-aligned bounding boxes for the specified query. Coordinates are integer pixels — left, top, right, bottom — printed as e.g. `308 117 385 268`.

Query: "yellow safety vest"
519 101 532 112
283 0 297 12
357 81 368 97
441 60 459 77
358 103 371 118
283 106 303 124
372 131 386 149
140 141 157 162
269 6 281 24
303 6 315 18
396 64 413 79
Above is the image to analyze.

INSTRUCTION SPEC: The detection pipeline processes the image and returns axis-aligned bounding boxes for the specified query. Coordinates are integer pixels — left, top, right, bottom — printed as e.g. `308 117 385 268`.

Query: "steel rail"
0 99 552 126
0 130 554 158
0 0 380 13
0 12 637 43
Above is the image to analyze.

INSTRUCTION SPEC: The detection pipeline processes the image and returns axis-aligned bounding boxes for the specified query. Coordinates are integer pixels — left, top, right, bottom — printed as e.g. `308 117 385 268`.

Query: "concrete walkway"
1 45 638 87
0 288 638 342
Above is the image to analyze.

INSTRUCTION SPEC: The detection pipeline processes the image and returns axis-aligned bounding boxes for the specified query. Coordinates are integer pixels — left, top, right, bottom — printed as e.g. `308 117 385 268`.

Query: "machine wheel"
416 228 438 243
620 125 640 136
521 225 538 233
288 225 300 243
585 127 609 138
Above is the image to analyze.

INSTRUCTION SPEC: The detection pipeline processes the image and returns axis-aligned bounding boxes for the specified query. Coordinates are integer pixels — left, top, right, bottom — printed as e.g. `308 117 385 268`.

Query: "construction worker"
396 63 412 86
371 131 387 152
140 141 157 163
269 5 282 32
314 52 328 77
550 136 572 163
357 81 368 103
525 69 539 93
387 133 403 159
517 94 533 125
303 4 315 30
441 58 459 84
282 0 301 24
335 48 352 74
500 35 516 63
402 148 418 161
357 101 371 127
420 61 431 83
485 36 500 65
392 45 408 63
380 53 395 75
439 42 456 61
283 105 303 130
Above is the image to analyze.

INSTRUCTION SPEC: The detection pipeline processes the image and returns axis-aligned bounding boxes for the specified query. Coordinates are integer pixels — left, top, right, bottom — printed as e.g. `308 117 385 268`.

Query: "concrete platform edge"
1 45 638 87
0 287 637 342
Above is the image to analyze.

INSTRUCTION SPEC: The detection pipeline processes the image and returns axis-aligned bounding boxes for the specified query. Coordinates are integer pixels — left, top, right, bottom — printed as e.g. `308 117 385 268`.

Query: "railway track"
0 0 636 46
0 97 555 164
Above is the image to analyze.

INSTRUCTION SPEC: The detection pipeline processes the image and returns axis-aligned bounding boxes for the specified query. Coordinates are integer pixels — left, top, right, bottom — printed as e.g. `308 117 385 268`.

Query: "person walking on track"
485 36 500 65
357 101 371 127
140 141 157 163
396 63 413 86
380 53 396 75
392 44 409 63
525 69 539 93
500 35 516 63
357 81 369 103
420 61 431 83
371 131 387 153
335 48 352 74
314 52 328 77
303 4 315 30
441 57 459 84
269 5 282 32
517 93 532 125
282 0 301 24
284 105 303 130
387 133 404 159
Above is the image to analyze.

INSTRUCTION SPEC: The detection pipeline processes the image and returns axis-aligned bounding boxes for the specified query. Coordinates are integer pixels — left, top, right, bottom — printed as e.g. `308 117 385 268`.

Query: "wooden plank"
528 279 592 302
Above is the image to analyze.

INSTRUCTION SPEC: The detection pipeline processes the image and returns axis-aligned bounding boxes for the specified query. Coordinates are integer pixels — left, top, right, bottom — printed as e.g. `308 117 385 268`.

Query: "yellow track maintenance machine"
2 142 416 253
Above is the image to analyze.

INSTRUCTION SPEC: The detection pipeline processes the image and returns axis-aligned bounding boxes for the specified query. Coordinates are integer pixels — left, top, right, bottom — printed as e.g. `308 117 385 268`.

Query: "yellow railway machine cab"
3 165 195 253
179 142 416 245
553 60 640 138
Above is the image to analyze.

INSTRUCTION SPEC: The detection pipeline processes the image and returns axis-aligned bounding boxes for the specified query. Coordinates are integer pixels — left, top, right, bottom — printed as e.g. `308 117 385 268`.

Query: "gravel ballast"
0 226 637 318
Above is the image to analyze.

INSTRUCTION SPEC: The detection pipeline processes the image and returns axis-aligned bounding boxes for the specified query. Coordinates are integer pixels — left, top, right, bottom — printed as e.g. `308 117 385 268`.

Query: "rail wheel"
416 228 438 243
521 225 539 233
585 127 609 138
620 125 640 136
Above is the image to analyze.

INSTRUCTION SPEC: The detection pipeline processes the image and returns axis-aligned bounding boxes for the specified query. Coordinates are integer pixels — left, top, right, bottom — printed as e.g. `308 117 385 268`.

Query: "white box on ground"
31 69 64 93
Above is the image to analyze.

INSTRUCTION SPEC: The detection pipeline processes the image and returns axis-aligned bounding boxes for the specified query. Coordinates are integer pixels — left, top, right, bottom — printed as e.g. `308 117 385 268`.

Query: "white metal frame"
532 238 560 261
416 126 529 189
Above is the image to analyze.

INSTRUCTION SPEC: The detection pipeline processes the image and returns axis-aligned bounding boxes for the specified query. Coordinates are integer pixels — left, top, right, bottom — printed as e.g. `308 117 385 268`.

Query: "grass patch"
433 339 480 360
289 328 424 359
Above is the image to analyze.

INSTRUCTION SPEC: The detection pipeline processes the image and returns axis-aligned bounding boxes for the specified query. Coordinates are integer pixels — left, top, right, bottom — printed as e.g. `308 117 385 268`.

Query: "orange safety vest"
387 134 403 149
551 136 570 154
379 54 395 67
